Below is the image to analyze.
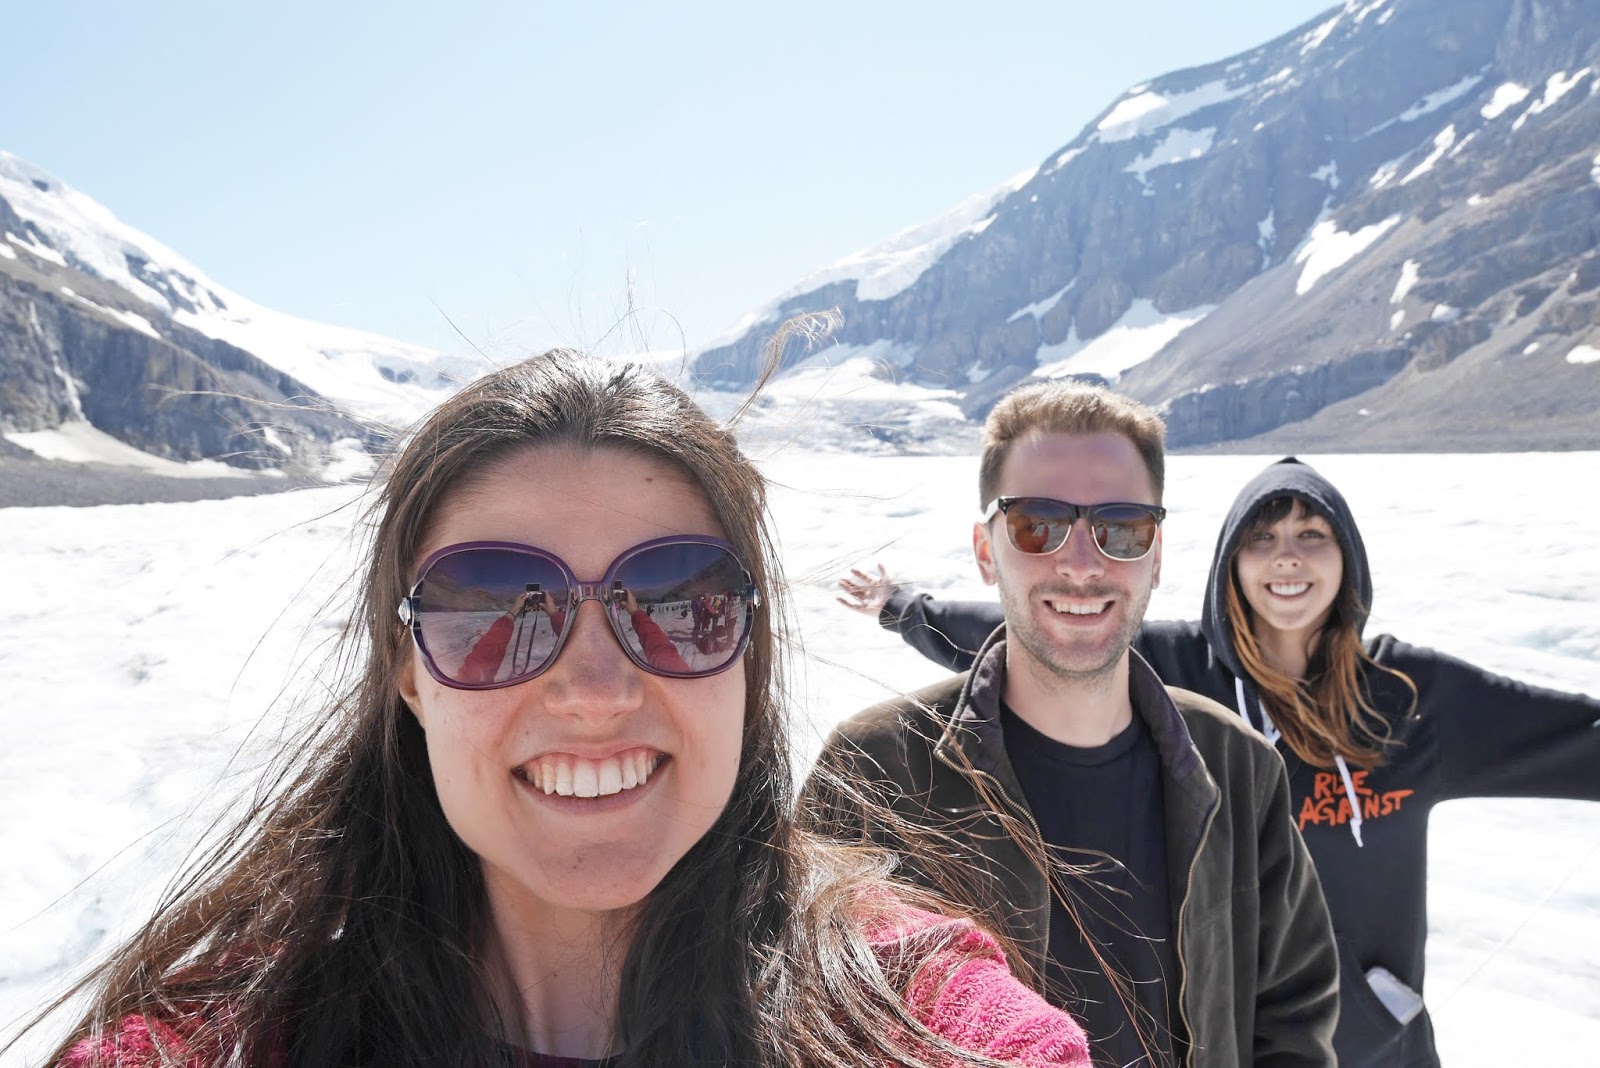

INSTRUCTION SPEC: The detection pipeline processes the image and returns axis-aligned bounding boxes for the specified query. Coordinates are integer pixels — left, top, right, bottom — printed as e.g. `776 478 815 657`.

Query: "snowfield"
2 450 1596 1064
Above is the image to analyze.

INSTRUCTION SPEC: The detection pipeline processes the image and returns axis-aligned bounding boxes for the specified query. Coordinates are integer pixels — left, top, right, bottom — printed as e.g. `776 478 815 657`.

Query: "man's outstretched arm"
836 565 1002 673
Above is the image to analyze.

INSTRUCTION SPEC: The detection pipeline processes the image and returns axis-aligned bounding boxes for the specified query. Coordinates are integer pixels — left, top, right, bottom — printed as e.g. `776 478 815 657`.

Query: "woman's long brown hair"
1224 496 1417 769
24 349 1035 1067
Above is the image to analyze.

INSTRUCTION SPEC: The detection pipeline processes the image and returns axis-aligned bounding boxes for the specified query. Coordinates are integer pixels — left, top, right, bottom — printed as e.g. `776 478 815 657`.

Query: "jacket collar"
934 624 1212 798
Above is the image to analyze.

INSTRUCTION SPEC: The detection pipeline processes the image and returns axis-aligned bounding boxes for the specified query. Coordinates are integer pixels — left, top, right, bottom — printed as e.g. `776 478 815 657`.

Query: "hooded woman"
841 456 1600 1068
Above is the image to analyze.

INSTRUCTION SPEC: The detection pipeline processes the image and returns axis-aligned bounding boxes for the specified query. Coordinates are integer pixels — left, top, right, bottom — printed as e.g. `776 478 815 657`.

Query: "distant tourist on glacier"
836 454 1600 1067
28 353 1094 1068
804 382 1340 1068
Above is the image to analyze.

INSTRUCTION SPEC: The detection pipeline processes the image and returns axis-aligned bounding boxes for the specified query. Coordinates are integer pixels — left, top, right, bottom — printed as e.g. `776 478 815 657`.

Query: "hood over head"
1199 457 1371 678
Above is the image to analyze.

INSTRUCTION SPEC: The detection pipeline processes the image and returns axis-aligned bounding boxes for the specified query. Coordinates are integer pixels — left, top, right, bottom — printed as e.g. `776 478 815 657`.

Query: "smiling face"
974 430 1162 685
396 444 746 922
1232 498 1344 647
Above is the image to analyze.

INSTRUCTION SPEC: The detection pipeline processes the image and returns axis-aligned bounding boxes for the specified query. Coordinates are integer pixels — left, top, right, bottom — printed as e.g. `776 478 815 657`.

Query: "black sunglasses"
981 496 1166 561
399 535 760 690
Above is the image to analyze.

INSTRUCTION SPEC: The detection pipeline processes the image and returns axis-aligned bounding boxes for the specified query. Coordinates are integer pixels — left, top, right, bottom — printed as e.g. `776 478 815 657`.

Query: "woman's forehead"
418 444 723 569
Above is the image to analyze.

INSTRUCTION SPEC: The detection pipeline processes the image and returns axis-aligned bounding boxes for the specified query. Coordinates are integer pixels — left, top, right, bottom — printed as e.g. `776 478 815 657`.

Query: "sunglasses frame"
399 534 761 690
981 496 1167 562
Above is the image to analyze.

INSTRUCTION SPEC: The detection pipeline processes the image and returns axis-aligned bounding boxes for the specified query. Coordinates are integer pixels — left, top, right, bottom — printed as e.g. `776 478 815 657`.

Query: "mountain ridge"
694 0 1600 451
0 151 465 481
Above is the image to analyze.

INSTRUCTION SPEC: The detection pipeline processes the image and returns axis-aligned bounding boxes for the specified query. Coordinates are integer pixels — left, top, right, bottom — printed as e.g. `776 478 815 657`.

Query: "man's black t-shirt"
1001 702 1179 1068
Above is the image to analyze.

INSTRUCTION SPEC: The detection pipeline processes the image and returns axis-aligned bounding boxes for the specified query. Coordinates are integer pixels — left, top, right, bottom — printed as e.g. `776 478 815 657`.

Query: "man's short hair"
977 381 1167 507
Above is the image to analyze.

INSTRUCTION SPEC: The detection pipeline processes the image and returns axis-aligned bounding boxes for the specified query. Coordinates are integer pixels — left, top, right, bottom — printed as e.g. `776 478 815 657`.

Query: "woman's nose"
538 601 646 721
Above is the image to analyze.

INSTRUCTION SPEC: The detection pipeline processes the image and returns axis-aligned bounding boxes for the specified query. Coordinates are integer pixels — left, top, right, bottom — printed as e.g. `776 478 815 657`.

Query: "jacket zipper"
1173 795 1219 1068
933 744 1052 983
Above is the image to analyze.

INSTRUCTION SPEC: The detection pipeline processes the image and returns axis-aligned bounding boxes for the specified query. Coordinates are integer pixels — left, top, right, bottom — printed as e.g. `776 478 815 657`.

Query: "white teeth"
525 749 661 799
1052 601 1108 616
1269 582 1310 596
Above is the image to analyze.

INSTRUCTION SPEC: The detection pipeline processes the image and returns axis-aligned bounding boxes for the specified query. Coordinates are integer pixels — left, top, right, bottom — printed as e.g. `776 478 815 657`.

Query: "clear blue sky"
5 1 1337 359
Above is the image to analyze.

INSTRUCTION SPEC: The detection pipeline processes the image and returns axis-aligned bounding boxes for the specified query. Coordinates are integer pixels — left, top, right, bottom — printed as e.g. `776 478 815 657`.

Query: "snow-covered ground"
2 451 1597 1064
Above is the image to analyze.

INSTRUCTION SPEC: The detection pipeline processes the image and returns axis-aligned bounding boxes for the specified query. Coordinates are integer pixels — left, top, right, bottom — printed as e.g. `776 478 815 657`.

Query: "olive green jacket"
802 630 1338 1067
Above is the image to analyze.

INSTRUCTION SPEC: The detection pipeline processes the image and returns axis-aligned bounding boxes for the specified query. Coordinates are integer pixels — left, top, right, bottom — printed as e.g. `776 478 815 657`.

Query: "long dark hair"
1224 495 1417 769
29 351 1027 1067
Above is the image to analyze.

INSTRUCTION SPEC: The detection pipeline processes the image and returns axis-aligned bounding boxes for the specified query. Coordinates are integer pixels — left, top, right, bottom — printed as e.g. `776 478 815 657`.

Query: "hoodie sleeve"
1378 637 1600 801
879 584 1002 674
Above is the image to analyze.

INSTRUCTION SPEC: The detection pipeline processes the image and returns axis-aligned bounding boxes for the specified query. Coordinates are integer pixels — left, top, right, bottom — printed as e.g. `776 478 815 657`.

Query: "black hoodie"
876 457 1600 1068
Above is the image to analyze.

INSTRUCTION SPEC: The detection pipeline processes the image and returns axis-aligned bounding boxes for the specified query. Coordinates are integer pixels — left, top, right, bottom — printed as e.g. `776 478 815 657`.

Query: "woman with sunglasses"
37 353 1092 1067
839 455 1600 1068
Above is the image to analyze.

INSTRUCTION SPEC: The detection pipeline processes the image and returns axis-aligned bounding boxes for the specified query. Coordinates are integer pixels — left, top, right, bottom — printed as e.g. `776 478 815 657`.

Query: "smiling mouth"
1045 598 1112 617
1267 582 1311 597
515 747 665 798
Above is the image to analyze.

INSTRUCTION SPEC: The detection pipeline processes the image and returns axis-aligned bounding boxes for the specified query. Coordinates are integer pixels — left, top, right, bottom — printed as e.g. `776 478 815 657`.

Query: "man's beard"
1000 579 1152 685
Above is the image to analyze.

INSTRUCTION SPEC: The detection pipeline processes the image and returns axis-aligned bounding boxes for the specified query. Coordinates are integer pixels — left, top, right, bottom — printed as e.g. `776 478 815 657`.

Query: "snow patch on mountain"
4 422 259 478
1299 14 1342 56
1512 69 1593 130
1567 345 1600 365
1402 125 1457 184
1295 215 1401 295
1045 146 1085 175
1008 280 1075 323
58 287 160 339
1035 300 1213 379
1482 82 1530 120
1095 80 1250 144
5 228 67 267
1125 128 1217 192
760 341 941 403
1345 0 1393 24
1367 74 1484 136
1391 259 1420 304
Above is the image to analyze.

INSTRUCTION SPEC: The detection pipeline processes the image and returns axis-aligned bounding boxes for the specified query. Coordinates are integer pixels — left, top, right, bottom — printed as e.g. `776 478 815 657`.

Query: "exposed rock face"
697 0 1600 450
0 254 367 471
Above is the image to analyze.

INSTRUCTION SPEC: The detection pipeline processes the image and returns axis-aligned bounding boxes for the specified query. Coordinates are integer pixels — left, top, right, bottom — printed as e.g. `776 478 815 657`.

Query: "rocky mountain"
695 0 1600 451
0 152 463 482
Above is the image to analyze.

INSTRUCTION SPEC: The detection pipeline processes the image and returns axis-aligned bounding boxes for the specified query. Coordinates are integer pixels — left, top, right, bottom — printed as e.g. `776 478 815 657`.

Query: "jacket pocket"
1332 932 1417 1067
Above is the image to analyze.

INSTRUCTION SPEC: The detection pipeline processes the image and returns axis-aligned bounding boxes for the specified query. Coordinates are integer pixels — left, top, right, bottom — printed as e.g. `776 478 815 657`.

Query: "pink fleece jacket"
869 904 1091 1067
60 906 1089 1067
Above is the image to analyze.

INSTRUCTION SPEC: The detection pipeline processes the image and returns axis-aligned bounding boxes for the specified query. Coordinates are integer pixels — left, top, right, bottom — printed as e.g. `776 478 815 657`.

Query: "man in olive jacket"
803 382 1336 1067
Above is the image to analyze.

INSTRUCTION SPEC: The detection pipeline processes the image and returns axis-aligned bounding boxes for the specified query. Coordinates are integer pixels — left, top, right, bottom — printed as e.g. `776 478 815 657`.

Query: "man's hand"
835 564 898 617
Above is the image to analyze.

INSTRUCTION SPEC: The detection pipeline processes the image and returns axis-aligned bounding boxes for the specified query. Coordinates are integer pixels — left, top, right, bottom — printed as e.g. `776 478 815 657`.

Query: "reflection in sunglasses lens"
417 549 569 686
412 541 752 687
1005 500 1157 561
614 543 749 675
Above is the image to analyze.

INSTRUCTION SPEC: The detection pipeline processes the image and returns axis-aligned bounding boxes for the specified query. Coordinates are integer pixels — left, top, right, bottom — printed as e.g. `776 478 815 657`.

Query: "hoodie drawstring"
1334 756 1366 847
1232 676 1364 847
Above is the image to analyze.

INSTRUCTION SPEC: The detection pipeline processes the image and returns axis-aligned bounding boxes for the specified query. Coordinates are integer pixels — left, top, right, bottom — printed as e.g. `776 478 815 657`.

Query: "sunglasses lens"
611 541 753 676
1004 499 1073 554
1002 499 1159 560
1091 505 1160 561
414 548 570 686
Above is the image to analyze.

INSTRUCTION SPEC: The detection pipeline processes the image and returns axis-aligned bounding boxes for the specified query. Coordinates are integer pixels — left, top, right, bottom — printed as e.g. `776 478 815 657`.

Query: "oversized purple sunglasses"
399 535 760 690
